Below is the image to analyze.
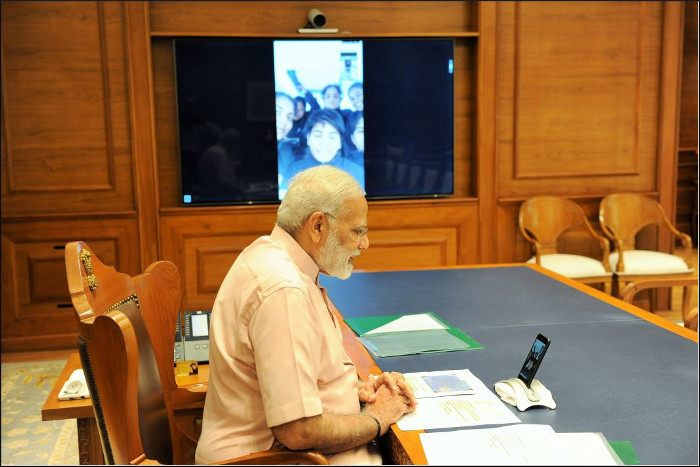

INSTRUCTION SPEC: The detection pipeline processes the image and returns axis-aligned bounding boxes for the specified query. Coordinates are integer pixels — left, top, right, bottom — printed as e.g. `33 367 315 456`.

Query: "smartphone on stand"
517 334 551 387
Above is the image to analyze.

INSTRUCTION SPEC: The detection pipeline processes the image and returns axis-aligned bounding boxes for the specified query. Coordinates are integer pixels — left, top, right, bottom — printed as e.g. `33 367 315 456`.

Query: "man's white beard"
318 230 357 279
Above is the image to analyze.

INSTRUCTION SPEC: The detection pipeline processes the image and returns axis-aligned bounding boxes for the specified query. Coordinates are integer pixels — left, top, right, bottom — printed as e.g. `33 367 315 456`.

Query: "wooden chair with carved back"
599 193 695 317
519 196 614 294
65 241 329 465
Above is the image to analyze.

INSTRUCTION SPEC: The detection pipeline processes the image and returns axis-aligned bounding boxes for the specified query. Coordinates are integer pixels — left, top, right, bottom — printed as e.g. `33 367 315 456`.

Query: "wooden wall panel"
160 209 277 309
678 1 698 150
492 1 683 278
496 196 617 263
1 216 140 351
0 1 134 215
452 39 477 198
676 150 698 238
675 2 697 241
496 201 527 263
188 235 261 307
152 38 181 209
353 228 457 270
151 38 476 210
0 1 691 352
145 0 481 300
148 1 477 36
365 200 479 266
496 1 663 197
160 200 478 309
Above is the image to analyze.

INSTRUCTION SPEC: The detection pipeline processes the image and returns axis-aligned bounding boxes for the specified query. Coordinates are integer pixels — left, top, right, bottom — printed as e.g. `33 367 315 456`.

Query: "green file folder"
344 312 483 358
608 441 641 465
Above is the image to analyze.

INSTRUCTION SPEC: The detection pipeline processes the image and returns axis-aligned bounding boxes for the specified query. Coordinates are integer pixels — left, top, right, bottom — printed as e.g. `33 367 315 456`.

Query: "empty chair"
599 193 695 316
519 196 613 294
65 241 329 465
620 277 698 331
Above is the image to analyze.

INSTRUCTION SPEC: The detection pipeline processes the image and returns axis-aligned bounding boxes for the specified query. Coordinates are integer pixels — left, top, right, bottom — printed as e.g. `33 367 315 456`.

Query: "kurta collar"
270 225 320 284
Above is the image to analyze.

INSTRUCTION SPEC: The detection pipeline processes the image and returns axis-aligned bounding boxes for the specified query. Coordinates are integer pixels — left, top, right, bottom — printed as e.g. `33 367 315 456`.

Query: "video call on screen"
175 38 454 206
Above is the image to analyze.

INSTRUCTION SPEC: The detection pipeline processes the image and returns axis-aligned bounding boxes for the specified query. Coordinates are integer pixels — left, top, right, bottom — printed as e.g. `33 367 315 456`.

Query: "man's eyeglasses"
325 213 368 239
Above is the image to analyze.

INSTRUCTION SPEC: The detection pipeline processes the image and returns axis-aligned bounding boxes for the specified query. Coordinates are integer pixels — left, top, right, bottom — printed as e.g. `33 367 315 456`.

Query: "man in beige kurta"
196 166 416 465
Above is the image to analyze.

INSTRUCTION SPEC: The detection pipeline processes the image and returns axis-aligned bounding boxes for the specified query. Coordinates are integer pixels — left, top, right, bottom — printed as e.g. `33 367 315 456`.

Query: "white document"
404 369 475 398
556 432 624 465
365 313 446 334
397 369 521 430
419 424 623 465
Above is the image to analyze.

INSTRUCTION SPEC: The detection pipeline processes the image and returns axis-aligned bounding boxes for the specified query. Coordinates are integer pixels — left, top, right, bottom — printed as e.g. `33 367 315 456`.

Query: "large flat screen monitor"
174 38 455 206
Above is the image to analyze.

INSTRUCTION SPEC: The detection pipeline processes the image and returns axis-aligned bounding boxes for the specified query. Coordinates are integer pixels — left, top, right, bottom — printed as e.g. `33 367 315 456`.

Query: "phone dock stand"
494 378 556 411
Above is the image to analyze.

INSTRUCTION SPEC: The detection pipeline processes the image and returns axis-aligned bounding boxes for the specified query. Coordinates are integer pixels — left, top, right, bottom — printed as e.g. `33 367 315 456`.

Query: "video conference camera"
306 8 326 28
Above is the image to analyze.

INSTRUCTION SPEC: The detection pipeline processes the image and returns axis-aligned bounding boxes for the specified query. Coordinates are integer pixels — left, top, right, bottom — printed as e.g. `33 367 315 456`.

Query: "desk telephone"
174 310 211 364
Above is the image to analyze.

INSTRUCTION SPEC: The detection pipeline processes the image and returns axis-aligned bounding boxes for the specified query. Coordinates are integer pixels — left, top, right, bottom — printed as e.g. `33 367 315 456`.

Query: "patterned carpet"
1 360 78 465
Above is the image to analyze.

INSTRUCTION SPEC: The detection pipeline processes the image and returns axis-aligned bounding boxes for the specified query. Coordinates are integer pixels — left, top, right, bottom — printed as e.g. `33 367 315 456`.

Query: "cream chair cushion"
527 254 611 279
609 250 694 275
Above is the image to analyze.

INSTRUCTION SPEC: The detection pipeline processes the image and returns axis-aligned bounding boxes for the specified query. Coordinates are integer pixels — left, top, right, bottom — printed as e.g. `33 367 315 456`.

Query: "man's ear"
307 211 326 243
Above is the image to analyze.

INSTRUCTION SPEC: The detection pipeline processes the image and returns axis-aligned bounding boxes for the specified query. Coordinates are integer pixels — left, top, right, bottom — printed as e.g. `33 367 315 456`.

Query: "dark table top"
321 265 699 465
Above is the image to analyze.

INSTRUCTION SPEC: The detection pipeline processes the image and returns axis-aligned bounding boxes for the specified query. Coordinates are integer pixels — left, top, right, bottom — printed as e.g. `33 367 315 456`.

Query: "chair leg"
613 277 623 299
603 281 612 296
649 288 657 313
681 286 692 325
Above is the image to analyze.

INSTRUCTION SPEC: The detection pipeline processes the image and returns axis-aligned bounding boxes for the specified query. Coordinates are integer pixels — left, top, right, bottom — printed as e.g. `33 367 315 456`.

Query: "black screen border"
173 37 456 207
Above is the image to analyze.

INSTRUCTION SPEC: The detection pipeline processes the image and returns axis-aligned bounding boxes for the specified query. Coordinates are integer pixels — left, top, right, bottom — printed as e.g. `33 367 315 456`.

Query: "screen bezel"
184 311 210 341
173 37 456 207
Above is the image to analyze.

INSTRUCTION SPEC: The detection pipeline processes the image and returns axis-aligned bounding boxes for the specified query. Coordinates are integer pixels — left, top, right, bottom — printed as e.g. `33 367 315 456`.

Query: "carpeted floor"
1 360 78 465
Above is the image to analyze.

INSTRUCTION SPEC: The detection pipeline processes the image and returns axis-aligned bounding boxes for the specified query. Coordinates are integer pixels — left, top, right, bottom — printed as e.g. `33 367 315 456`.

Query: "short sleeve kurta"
195 226 380 465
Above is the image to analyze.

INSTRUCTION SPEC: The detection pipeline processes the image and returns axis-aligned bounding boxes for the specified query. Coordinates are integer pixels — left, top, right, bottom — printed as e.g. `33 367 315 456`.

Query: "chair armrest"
676 232 693 264
137 445 330 466
518 223 544 263
215 448 330 465
171 386 207 445
657 208 693 263
597 236 612 272
131 454 162 465
171 385 207 408
620 277 698 303
525 237 544 264
685 307 698 332
173 406 203 445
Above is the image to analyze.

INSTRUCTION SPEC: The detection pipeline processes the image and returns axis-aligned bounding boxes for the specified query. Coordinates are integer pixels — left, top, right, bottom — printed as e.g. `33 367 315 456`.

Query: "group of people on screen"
276 81 365 196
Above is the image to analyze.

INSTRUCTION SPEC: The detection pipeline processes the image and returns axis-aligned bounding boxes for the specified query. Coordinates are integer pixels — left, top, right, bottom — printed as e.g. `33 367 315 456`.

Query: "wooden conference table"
42 264 698 465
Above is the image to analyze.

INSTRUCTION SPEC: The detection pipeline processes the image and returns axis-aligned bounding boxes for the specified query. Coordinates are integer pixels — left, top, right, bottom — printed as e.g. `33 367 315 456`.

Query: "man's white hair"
277 166 365 235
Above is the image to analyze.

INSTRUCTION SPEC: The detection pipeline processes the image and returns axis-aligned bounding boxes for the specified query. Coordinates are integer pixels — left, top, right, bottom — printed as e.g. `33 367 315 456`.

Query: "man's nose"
359 233 369 249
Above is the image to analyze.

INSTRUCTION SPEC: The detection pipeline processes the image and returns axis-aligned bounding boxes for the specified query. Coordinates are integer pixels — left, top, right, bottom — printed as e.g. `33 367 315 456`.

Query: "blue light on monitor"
183 194 192 204
448 59 454 74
